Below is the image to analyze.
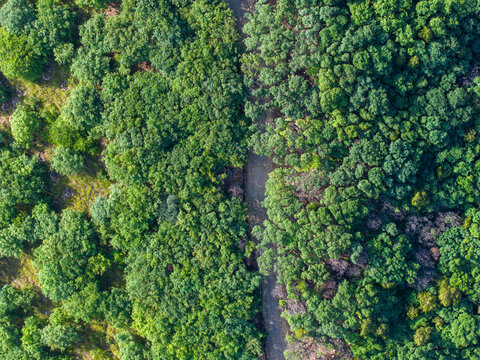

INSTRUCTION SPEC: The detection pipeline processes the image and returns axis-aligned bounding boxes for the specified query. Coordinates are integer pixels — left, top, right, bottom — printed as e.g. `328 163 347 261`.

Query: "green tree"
0 0 35 35
34 210 98 301
0 28 43 80
61 85 103 134
51 147 84 176
31 0 76 57
448 312 479 348
41 324 79 352
10 104 41 149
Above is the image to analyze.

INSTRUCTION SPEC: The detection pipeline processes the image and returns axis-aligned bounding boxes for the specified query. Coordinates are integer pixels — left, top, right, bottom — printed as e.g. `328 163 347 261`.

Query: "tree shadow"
0 257 22 284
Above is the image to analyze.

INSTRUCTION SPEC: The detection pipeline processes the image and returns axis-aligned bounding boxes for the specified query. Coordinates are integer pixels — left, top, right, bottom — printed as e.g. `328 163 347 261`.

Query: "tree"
10 104 41 149
0 28 43 80
0 0 35 35
50 147 84 176
41 324 79 352
414 326 432 346
0 148 45 228
31 0 76 57
74 0 106 9
34 210 98 301
62 282 103 322
21 316 46 359
53 43 75 65
448 312 480 348
101 288 132 328
0 217 34 257
61 85 103 134
115 332 150 360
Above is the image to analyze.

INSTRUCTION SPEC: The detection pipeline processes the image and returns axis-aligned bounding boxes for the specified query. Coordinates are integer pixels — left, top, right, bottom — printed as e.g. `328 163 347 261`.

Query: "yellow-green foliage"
295 327 307 339
10 63 76 111
417 291 438 313
412 191 429 209
67 174 111 214
414 326 432 346
407 305 419 320
438 279 461 307
12 254 40 290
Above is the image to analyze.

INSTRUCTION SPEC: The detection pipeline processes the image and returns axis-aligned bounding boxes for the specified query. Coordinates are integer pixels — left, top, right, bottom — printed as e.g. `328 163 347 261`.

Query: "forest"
1 0 480 359
244 0 480 358
0 0 262 359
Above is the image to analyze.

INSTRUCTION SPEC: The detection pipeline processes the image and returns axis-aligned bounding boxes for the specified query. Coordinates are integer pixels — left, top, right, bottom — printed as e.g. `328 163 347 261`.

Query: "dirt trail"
245 149 289 360
225 0 289 359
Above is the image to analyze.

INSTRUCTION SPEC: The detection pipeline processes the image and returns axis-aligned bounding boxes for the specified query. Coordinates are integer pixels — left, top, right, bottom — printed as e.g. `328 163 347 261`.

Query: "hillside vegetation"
244 0 480 359
0 0 262 359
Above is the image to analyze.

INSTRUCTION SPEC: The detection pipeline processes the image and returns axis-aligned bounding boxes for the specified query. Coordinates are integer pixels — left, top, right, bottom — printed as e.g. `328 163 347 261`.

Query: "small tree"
74 0 106 9
10 104 41 149
54 43 75 65
51 146 84 176
41 324 79 351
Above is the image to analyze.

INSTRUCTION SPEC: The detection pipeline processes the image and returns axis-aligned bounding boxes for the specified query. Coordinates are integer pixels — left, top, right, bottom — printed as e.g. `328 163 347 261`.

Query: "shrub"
10 104 41 149
51 146 84 176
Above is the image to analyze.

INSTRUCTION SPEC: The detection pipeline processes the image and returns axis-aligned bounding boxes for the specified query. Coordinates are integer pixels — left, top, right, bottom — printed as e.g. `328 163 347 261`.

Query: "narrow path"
245 150 289 360
224 0 289 359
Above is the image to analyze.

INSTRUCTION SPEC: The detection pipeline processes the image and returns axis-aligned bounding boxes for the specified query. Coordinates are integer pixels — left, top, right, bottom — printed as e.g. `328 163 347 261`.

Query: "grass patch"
10 253 40 290
9 62 77 111
48 169 112 214
67 173 112 213
77 321 120 360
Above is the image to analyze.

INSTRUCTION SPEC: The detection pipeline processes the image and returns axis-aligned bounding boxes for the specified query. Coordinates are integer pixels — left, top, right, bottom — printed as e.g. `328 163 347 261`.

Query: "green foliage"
61 85 102 134
101 288 132 328
49 84 103 153
51 147 84 176
0 0 259 358
41 324 79 352
0 0 35 35
115 332 150 360
31 0 77 58
34 210 99 301
21 316 46 359
245 0 480 358
10 104 41 149
53 43 75 66
0 147 45 228
0 28 43 80
74 0 106 9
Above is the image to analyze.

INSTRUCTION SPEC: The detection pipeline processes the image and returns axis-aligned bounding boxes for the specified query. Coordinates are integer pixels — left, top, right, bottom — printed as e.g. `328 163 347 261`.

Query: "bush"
10 104 41 149
54 43 75 65
41 324 79 351
0 28 44 80
74 0 106 9
51 147 84 176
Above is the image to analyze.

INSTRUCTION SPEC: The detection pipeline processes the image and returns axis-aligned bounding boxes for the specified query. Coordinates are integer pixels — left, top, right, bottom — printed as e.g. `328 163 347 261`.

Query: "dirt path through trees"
245 149 289 360
224 0 289 359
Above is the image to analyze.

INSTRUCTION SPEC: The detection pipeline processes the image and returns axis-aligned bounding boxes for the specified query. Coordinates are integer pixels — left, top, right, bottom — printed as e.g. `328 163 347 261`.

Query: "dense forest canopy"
244 0 480 358
0 0 262 359
1 0 480 359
